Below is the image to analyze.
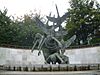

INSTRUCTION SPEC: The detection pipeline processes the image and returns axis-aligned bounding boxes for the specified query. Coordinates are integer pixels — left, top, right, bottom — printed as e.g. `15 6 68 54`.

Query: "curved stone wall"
0 46 100 65
64 46 100 64
0 47 45 65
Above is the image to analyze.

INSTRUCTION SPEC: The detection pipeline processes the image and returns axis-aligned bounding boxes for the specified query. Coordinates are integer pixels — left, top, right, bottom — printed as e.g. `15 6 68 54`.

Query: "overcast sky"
0 0 100 18
0 0 70 18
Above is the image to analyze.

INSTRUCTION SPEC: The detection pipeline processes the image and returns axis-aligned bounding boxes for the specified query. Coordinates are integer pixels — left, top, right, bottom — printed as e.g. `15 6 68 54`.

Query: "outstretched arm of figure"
37 35 45 56
31 33 43 52
51 36 62 48
35 17 50 35
55 53 64 63
64 35 76 49
31 40 38 52
38 37 46 56
37 34 44 49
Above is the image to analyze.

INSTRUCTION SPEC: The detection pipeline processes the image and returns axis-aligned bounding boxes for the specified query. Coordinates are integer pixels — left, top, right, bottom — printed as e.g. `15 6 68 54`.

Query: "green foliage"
66 0 100 45
0 8 13 44
0 9 43 46
13 14 43 46
90 38 100 44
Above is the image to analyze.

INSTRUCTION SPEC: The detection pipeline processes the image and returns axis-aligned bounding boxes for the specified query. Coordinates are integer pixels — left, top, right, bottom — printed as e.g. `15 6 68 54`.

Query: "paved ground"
0 71 100 75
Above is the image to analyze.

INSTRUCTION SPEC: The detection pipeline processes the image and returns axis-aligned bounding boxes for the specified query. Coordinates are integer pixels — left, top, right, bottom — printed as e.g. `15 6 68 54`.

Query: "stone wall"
0 47 45 65
64 46 100 64
0 46 100 65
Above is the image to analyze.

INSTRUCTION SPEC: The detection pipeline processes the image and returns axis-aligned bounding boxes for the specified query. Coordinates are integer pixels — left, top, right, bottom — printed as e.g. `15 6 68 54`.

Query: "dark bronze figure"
31 5 76 64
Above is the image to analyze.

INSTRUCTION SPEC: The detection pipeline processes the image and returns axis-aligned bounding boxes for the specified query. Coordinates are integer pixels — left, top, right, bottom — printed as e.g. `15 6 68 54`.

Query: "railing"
0 64 100 71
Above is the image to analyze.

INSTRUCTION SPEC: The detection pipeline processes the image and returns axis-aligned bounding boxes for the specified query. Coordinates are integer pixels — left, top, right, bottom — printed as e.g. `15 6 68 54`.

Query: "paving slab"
0 71 99 75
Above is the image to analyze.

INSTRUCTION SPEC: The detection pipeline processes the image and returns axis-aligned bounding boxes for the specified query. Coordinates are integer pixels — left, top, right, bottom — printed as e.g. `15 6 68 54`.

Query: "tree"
11 13 43 46
0 8 13 44
66 0 100 45
0 8 43 47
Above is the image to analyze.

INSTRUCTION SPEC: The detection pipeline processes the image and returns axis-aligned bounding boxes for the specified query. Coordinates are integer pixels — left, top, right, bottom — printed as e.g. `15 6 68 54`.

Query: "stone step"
0 64 100 71
0 71 99 75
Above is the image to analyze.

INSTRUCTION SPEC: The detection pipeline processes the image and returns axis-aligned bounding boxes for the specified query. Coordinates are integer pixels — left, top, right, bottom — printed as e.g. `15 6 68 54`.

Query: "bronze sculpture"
31 5 76 64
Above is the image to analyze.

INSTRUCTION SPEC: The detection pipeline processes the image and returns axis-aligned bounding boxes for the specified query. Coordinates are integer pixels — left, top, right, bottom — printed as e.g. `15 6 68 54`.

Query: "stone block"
75 64 83 71
59 64 68 71
98 64 100 70
90 64 99 70
50 64 59 71
34 64 42 71
67 64 75 71
42 64 51 71
81 64 89 70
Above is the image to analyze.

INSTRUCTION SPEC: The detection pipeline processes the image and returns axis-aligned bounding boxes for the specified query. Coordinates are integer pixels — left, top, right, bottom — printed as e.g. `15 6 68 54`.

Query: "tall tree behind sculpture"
31 5 76 64
66 0 100 45
0 8 14 44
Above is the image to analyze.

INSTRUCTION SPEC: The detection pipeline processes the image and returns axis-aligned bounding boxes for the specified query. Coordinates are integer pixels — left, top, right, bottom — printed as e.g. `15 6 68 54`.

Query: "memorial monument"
31 5 76 64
